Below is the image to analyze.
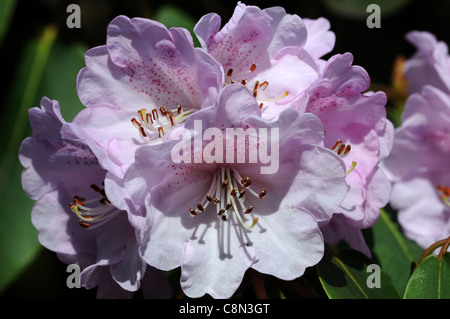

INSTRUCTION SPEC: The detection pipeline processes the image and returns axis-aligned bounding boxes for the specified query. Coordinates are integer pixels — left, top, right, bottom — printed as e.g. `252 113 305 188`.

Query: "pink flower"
124 84 348 298
194 2 322 120
65 15 224 178
19 97 170 298
383 85 450 249
290 53 394 256
403 31 450 95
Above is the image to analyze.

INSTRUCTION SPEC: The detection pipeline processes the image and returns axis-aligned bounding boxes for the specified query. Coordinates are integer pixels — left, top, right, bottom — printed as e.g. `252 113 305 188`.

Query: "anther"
230 187 238 197
189 208 197 216
222 179 229 188
253 81 259 92
158 127 164 138
131 118 141 129
245 206 254 214
90 184 101 192
225 202 232 210
159 107 167 116
152 108 159 120
177 104 182 114
241 79 247 85
332 139 342 151
206 194 212 202
227 68 233 77
197 202 205 212
437 185 450 206
239 189 246 199
259 81 269 91
343 145 351 157
140 127 147 138
241 176 252 188
79 221 90 229
146 113 153 124
218 208 225 216
250 63 257 72
73 197 85 206
259 188 267 199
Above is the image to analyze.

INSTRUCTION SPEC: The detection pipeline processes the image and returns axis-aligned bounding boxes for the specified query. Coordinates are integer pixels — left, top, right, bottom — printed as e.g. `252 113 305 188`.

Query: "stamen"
69 184 122 229
132 104 192 143
188 168 266 231
332 139 352 158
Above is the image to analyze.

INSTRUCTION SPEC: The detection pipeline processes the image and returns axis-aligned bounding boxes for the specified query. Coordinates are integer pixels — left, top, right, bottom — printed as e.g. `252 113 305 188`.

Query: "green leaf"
38 41 87 121
404 253 450 299
0 25 57 294
0 0 17 47
153 5 200 47
366 209 423 296
0 26 87 293
317 248 400 299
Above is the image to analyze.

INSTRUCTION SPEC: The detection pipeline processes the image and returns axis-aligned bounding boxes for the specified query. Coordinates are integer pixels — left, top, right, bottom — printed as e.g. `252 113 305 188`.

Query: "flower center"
331 139 357 175
225 63 289 110
69 183 122 229
437 185 450 206
189 167 266 230
131 104 192 142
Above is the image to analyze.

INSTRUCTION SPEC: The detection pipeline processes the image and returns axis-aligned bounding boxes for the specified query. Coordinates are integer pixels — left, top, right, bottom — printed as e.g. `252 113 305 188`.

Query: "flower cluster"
20 2 394 298
383 31 450 250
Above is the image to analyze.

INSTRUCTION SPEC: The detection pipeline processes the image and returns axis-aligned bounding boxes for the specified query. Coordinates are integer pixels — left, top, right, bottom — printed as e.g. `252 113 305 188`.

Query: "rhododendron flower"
289 53 394 256
403 31 450 95
124 84 348 298
194 2 322 120
383 85 450 249
19 97 170 298
65 15 224 178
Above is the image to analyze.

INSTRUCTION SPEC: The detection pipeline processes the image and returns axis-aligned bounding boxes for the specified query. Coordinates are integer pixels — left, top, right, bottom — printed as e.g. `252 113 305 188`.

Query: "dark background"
1 0 449 299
